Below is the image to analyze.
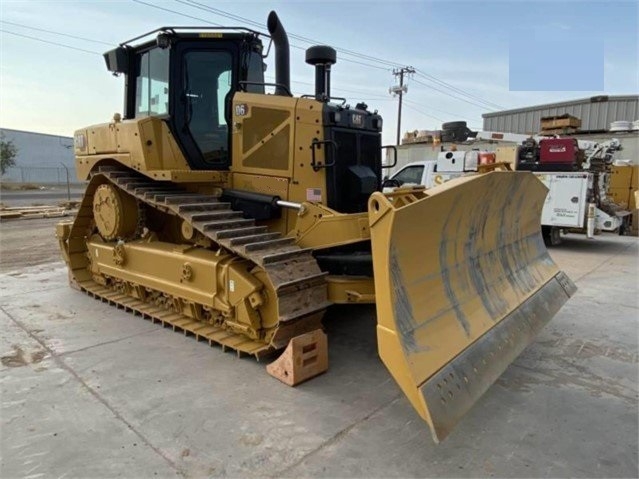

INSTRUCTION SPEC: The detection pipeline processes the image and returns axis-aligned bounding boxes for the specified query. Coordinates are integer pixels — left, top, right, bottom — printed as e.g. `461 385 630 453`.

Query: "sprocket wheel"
93 183 139 241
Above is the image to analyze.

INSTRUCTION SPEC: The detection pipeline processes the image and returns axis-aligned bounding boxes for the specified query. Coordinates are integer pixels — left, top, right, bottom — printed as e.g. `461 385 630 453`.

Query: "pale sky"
1 0 637 145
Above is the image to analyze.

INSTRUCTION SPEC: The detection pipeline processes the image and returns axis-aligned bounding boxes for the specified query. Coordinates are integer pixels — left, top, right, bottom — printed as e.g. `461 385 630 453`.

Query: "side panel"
536 172 589 228
74 117 204 182
231 92 297 177
231 92 329 235
288 97 329 206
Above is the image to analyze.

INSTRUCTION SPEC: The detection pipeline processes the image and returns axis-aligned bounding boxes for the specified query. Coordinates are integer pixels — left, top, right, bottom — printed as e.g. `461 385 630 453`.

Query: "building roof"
0 127 72 140
482 95 639 118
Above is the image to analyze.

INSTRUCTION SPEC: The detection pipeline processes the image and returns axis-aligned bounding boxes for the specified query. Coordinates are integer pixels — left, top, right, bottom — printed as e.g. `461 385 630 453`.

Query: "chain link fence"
1 166 80 186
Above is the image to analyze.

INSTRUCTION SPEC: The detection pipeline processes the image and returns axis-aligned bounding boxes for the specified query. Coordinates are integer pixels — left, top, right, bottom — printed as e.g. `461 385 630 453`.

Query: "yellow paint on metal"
92 184 139 240
368 171 576 442
291 203 370 250
86 235 267 338
231 92 297 176
75 117 225 183
326 276 376 304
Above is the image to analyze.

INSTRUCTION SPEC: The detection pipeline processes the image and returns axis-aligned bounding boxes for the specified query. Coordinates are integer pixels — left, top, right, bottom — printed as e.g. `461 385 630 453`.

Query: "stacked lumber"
540 114 581 135
0 205 76 221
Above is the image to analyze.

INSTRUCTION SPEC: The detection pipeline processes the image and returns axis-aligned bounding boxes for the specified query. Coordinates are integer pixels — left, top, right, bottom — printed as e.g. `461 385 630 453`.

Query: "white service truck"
386 153 627 245
534 171 624 244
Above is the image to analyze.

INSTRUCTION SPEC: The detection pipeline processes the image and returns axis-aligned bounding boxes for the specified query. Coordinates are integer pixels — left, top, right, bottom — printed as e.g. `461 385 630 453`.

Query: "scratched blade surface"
368 172 576 443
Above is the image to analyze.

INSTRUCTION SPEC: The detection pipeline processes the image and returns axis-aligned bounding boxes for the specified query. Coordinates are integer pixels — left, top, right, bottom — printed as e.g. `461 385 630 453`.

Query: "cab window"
135 48 170 117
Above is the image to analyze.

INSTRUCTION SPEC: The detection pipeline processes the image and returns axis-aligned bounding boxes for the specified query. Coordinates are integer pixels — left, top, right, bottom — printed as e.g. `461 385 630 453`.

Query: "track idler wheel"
93 184 139 240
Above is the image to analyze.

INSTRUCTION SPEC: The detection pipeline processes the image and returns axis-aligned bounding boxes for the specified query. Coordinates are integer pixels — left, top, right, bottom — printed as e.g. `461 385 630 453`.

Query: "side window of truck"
392 165 425 185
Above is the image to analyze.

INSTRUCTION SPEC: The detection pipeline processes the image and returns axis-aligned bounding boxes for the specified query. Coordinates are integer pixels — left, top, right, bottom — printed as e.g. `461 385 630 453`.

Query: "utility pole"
390 66 415 145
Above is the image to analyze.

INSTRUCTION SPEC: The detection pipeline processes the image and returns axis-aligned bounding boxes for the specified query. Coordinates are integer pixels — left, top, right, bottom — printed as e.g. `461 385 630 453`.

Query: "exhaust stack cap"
305 45 337 102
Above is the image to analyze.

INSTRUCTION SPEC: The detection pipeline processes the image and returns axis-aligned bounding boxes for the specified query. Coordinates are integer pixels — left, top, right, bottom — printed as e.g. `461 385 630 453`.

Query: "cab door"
170 40 239 170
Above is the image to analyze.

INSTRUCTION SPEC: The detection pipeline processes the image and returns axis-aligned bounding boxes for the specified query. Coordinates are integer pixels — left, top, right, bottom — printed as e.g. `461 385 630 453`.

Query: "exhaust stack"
305 45 337 102
267 11 290 96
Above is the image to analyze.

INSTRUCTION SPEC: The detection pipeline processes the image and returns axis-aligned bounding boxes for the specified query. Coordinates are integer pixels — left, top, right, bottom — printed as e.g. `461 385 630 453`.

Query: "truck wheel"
619 217 630 236
542 226 562 246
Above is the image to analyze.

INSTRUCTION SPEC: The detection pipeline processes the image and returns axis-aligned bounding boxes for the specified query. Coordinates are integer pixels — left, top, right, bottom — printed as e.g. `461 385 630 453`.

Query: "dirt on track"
0 217 64 273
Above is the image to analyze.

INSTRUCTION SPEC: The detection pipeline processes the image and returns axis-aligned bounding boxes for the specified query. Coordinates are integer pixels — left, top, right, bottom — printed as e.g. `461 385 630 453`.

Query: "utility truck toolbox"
536 172 589 228
436 151 465 172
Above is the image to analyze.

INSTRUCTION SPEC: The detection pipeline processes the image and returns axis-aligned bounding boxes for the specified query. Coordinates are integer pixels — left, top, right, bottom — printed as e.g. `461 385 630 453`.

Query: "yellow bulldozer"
56 12 576 442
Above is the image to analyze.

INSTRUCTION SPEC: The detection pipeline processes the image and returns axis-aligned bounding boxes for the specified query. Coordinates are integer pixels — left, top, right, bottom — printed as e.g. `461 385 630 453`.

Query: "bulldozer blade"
368 172 576 443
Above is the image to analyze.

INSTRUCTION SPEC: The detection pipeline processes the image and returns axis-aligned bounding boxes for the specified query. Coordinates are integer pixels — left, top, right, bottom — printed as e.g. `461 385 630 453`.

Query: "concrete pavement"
0 234 637 478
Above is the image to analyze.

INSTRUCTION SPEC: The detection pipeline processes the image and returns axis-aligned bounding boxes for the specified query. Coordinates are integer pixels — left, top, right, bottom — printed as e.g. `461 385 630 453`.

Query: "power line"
178 0 402 68
415 71 504 110
0 20 114 46
0 21 389 106
173 0 505 111
402 103 444 123
131 0 223 26
266 75 392 101
6 1 504 115
175 0 507 111
411 77 496 111
0 29 102 55
176 0 262 28
403 99 471 121
1 11 502 118
0 22 392 106
132 0 303 54
169 0 391 71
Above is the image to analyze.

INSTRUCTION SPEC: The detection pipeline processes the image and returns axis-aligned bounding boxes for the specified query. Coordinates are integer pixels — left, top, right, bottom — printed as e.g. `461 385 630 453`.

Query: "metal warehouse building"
482 95 639 134
0 128 76 184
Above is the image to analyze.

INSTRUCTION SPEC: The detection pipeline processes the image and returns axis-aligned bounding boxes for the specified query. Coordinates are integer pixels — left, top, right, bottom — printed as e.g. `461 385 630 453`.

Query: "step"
109 176 142 185
177 203 226 213
124 182 155 191
275 271 329 292
134 187 180 196
261 248 314 265
165 195 219 205
198 218 255 232
141 189 184 200
228 232 281 246
244 237 296 252
188 211 244 222
212 226 269 240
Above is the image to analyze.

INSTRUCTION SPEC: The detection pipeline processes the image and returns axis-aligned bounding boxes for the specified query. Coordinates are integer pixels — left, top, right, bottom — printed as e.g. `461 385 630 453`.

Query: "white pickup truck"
387 156 627 245
383 150 479 190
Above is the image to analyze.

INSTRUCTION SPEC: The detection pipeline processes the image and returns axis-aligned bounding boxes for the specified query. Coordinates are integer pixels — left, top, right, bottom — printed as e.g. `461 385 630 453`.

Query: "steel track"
64 166 330 358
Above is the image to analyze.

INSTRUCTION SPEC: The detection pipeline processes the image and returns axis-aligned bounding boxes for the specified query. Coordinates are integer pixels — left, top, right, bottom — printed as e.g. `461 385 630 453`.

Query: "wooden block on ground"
266 329 328 386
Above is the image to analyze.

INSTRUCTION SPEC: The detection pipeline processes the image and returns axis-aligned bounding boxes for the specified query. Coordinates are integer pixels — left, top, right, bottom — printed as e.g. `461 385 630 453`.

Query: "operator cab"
104 28 265 171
